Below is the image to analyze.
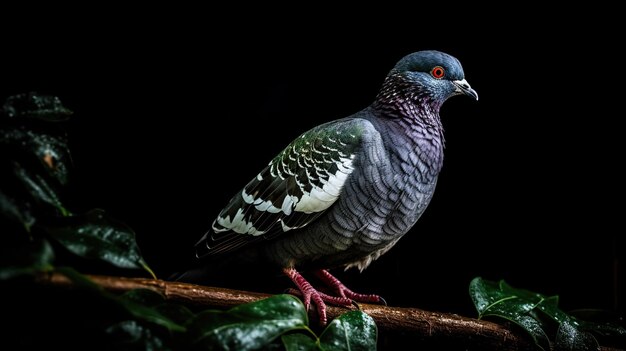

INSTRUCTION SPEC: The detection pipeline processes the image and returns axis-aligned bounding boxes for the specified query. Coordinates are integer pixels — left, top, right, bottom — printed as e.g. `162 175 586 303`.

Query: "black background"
2 10 623 319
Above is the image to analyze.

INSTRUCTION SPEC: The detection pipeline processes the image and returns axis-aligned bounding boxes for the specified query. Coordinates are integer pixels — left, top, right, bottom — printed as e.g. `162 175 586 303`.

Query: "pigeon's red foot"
314 269 384 304
283 268 384 326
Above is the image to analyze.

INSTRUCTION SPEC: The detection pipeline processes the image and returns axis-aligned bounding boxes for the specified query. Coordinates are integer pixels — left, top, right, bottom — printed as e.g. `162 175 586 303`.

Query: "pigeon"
193 50 477 325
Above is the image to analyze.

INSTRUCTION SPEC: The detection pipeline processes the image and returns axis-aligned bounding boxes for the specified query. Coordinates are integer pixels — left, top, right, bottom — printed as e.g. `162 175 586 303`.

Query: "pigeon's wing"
195 117 383 258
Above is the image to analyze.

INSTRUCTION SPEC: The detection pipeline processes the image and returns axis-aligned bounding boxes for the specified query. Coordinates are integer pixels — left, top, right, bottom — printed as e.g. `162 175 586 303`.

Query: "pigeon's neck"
372 75 445 126
371 75 446 147
367 76 446 177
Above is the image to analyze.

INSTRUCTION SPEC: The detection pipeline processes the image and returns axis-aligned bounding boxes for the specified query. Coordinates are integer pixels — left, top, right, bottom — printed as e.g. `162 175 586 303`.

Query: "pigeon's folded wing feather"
195 118 381 258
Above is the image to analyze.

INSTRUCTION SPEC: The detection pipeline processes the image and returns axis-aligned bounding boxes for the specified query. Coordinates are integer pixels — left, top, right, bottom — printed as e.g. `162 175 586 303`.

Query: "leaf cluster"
0 92 377 350
470 277 625 351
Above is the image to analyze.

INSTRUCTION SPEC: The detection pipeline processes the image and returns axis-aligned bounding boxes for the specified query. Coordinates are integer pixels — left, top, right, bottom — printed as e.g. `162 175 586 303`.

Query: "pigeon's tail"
169 228 261 284
168 266 211 283
167 270 186 282
193 229 213 259
167 256 230 284
169 245 274 288
194 239 210 259
195 227 259 259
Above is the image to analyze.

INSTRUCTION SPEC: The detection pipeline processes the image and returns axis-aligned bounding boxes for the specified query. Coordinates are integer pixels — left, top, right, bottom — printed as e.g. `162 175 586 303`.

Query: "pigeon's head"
382 50 478 108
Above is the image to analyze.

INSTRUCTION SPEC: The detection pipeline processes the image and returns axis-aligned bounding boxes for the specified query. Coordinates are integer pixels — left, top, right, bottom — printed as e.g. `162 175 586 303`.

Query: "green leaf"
554 320 599 351
569 309 626 339
120 288 196 326
0 190 36 232
1 92 73 122
121 288 166 307
12 161 69 216
569 309 622 323
318 310 378 351
574 316 626 350
470 278 541 319
117 299 187 333
106 320 172 351
580 320 626 338
470 278 547 317
535 296 578 326
188 294 309 351
282 333 318 351
0 238 54 279
56 268 186 333
513 314 552 351
117 289 188 332
45 209 156 278
155 303 195 326
470 277 504 314
470 277 626 351
500 280 552 306
55 266 105 290
470 277 551 350
1 123 72 187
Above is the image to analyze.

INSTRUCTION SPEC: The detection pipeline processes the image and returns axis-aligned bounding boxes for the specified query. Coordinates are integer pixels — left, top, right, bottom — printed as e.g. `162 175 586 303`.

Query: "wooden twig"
36 273 622 351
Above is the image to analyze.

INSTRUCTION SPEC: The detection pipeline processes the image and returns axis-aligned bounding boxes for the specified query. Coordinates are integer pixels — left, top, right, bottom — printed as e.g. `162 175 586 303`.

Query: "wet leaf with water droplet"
106 320 172 351
45 209 155 277
116 293 186 333
1 93 72 186
56 267 185 333
187 294 309 351
282 333 318 351
121 288 167 307
470 278 551 350
499 280 550 305
12 161 69 216
0 189 36 232
554 320 599 351
514 314 551 351
572 311 626 349
116 288 194 327
470 277 626 351
470 277 543 318
1 92 73 122
318 310 378 351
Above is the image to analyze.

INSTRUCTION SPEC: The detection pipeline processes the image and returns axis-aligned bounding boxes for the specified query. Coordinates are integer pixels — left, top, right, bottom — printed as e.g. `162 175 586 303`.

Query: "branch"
37 273 622 351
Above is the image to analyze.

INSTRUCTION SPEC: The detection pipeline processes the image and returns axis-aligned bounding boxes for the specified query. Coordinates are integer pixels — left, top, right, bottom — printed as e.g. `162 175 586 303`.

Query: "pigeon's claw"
284 268 354 326
284 268 328 325
284 268 384 326
315 269 384 304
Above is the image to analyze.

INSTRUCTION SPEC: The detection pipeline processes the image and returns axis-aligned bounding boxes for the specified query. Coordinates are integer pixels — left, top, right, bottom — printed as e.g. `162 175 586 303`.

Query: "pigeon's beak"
453 79 478 100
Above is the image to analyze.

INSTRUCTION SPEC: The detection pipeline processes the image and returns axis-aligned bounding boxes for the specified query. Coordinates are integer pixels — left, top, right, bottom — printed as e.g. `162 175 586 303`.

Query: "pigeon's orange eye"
431 66 445 79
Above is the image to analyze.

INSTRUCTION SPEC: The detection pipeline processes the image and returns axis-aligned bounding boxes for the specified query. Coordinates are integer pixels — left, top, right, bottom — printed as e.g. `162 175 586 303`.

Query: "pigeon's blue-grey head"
376 50 478 114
